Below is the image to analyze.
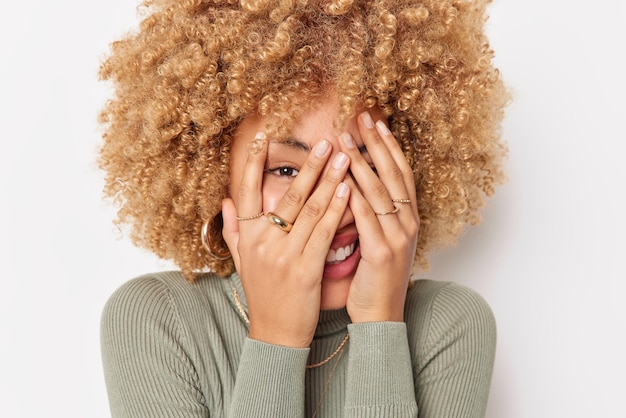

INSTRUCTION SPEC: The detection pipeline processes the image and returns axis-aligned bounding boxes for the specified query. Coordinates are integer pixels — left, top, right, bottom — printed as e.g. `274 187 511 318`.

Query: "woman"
99 0 508 416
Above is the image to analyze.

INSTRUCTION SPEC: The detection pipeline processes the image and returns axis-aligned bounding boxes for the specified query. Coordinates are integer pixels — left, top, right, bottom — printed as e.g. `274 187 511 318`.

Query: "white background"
1 0 624 417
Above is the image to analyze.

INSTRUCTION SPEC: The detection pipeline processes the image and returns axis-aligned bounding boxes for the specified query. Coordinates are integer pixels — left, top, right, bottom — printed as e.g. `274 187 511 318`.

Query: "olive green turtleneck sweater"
101 271 496 417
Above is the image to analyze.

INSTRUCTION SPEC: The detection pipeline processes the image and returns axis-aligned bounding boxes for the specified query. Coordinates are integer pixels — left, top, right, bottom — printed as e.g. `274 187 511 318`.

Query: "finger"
302 182 351 267
356 112 412 210
339 130 403 224
374 120 419 219
344 177 391 244
268 139 332 229
221 198 241 270
237 132 267 231
286 151 350 247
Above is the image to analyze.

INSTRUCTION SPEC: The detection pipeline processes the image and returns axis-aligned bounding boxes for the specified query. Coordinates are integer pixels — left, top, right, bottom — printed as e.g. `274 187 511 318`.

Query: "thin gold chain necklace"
311 343 345 418
233 288 350 369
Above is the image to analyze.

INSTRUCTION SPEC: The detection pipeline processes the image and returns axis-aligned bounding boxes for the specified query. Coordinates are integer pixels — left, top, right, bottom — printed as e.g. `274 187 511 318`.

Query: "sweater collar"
225 272 351 338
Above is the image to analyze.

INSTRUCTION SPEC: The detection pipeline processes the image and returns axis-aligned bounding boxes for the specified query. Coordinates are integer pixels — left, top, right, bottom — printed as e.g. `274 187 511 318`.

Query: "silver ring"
374 205 400 216
266 212 294 232
237 211 264 221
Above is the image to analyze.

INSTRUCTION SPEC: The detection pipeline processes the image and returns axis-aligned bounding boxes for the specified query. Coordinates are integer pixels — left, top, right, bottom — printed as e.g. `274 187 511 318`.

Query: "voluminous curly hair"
98 0 508 281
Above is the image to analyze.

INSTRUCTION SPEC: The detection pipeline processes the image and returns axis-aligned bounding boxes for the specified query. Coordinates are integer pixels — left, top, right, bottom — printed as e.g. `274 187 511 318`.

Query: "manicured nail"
336 182 349 198
315 139 330 158
360 111 374 129
376 120 391 136
341 132 355 149
333 152 348 169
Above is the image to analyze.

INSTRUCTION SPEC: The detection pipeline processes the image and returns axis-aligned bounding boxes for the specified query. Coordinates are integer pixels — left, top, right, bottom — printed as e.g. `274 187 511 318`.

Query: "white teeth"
326 243 355 263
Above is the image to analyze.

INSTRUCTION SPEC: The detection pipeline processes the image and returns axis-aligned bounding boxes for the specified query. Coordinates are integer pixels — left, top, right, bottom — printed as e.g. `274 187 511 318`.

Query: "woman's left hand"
338 112 420 323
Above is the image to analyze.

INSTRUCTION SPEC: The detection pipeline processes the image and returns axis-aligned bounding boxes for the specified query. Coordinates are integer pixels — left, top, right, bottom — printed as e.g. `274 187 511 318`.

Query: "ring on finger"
266 212 294 232
374 205 399 216
392 198 411 204
237 211 265 221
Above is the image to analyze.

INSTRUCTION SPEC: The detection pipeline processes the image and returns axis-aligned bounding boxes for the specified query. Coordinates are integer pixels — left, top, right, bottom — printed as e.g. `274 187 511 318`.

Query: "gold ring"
266 212 294 232
374 205 399 216
392 199 411 204
236 211 264 221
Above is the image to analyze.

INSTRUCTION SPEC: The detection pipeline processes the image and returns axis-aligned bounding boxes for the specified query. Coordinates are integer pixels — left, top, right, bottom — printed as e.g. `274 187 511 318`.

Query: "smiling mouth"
325 241 357 264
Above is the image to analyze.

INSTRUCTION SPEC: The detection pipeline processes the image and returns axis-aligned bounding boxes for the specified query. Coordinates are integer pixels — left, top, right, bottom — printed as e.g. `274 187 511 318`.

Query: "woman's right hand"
221 133 351 348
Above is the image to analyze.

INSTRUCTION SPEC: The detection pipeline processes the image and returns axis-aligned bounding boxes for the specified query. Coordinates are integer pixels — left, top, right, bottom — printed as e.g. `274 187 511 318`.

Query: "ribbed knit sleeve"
345 322 418 417
406 281 497 418
229 338 310 417
100 275 209 417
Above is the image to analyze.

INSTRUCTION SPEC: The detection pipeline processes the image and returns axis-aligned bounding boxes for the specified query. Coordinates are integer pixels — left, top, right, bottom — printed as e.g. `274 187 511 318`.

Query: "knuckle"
394 235 409 251
241 240 263 258
348 149 365 163
238 183 254 201
368 132 383 145
301 200 322 218
303 157 320 173
325 175 341 188
406 224 419 240
256 243 287 267
283 188 304 207
356 203 375 218
384 165 404 181
313 226 333 243
322 168 341 184
370 180 389 198
274 253 290 268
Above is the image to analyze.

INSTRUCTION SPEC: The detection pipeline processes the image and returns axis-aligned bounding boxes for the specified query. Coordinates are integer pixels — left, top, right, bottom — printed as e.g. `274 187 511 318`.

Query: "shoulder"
103 271 187 317
404 280 496 353
101 272 184 338
101 271 227 333
405 279 495 326
104 270 225 306
100 272 222 415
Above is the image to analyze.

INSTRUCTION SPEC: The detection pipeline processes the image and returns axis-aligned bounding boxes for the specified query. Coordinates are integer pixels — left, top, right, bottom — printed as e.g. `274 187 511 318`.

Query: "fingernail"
376 120 391 136
315 139 330 157
336 182 349 198
360 111 374 129
341 132 355 149
333 152 348 169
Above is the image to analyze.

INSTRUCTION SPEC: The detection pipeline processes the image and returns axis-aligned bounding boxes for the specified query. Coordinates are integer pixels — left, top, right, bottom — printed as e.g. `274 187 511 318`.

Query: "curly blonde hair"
98 0 508 281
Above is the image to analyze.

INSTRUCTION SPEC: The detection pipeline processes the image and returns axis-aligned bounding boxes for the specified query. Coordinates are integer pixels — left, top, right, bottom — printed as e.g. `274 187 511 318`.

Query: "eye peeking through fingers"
264 166 300 178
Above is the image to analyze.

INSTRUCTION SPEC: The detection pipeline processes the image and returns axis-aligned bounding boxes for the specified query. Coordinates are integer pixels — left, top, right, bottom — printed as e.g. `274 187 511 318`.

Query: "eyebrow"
271 138 311 153
271 138 369 155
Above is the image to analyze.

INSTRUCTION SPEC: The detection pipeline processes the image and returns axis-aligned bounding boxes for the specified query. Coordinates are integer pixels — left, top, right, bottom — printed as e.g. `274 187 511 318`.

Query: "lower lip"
323 243 360 280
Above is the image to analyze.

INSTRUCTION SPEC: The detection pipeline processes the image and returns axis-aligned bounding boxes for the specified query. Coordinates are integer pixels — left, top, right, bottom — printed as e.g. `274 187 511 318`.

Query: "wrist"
348 307 404 324
249 325 312 348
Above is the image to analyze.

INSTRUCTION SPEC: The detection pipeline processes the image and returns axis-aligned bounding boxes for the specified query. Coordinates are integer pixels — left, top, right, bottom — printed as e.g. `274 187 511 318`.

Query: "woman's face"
229 96 387 310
